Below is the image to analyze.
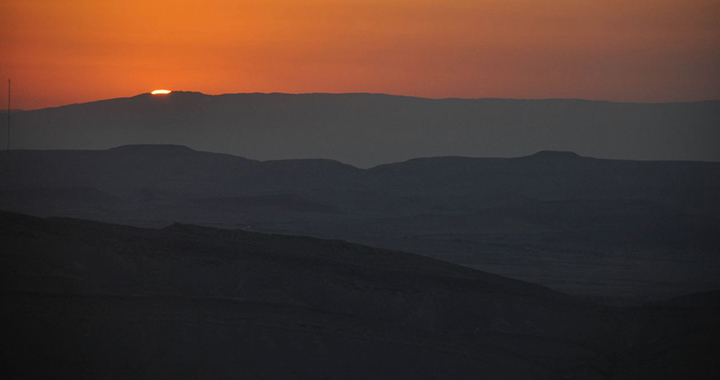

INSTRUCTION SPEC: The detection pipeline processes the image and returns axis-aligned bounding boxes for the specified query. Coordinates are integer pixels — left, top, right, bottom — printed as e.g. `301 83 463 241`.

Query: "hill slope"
1 212 602 379
2 212 718 379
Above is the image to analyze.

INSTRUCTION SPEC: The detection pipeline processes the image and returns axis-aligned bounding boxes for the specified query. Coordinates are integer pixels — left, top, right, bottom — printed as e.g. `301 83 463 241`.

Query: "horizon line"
6 144 720 168
11 90 720 112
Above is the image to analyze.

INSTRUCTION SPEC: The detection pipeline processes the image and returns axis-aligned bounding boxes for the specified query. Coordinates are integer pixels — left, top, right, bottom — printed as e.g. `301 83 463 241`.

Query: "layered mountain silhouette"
2 212 718 379
4 92 719 167
2 145 719 301
2 92 718 377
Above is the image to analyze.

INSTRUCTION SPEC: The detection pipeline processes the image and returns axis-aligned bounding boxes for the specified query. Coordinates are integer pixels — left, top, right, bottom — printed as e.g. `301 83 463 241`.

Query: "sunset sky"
2 0 719 109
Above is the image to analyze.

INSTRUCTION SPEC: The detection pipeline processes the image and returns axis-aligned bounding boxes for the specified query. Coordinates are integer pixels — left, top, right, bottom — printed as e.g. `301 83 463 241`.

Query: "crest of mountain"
523 150 583 160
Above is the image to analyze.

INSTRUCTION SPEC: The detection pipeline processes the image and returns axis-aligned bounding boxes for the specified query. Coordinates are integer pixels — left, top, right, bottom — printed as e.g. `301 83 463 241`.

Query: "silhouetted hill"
4 92 719 167
0 211 596 379
2 212 718 379
2 146 719 300
523 150 583 160
3 145 719 212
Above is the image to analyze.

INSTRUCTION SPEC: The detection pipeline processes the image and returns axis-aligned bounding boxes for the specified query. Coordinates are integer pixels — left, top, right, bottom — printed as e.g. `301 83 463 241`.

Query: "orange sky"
2 0 719 109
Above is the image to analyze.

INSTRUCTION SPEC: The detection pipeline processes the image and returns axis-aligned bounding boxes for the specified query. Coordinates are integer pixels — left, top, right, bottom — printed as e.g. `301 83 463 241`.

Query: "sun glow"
151 89 172 95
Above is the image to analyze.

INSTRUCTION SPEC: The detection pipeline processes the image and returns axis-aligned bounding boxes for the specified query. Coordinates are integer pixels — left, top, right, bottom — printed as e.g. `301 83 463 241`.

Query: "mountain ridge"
2 144 719 300
15 91 720 113
12 144 720 167
6 93 719 167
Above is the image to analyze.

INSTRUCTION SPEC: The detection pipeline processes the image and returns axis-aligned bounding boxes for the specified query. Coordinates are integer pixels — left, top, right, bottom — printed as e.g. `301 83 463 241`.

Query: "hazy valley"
2 141 719 302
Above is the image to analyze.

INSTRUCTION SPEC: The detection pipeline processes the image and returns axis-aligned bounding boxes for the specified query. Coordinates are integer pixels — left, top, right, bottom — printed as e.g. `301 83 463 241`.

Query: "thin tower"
6 79 10 152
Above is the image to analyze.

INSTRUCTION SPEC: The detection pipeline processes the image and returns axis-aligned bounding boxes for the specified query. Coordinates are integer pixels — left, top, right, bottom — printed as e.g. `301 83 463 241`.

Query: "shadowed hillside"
2 212 718 379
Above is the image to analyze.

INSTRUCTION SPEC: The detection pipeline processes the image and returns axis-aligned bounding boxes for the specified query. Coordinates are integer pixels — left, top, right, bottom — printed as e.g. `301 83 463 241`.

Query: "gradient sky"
2 0 719 109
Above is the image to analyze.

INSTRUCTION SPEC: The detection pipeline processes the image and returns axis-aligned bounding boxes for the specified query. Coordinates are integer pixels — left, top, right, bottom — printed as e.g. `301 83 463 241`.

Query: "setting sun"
151 89 172 95
2 0 719 109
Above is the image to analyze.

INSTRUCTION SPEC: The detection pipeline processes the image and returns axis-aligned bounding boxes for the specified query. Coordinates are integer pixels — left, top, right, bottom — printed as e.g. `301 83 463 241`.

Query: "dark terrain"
2 95 718 377
2 212 718 379
2 146 719 302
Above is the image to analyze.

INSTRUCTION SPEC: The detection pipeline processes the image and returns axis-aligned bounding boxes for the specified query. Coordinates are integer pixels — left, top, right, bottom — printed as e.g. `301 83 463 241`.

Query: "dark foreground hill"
2 212 718 379
4 92 720 167
2 146 719 301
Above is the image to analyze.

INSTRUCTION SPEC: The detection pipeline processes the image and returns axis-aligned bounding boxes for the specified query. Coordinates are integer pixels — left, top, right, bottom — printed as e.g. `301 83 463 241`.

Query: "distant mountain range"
4 92 719 167
2 145 719 301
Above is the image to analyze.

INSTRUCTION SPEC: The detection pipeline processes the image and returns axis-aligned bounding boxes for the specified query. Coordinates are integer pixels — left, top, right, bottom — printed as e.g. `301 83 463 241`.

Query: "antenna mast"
6 79 9 152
